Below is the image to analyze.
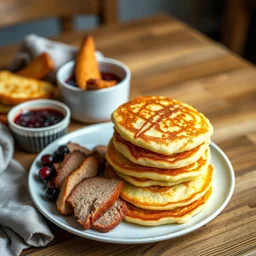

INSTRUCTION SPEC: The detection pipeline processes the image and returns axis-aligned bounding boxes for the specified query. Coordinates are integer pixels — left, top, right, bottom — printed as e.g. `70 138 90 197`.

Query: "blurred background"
0 0 255 63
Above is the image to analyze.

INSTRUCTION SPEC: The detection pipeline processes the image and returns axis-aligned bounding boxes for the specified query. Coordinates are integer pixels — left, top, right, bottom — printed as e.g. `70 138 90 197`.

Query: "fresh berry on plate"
41 154 55 166
45 187 59 201
53 145 70 162
47 179 56 189
39 166 55 182
58 145 70 155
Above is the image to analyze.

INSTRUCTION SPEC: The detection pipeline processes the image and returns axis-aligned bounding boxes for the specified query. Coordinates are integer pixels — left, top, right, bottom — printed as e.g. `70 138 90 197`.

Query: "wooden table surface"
1 14 256 256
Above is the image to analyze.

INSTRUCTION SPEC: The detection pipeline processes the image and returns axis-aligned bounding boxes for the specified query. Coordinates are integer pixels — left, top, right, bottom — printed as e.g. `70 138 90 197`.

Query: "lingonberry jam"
14 108 64 128
65 72 122 88
101 72 121 82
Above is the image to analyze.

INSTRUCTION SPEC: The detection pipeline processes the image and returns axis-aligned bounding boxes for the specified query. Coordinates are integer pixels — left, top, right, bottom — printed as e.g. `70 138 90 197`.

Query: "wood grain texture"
0 14 255 256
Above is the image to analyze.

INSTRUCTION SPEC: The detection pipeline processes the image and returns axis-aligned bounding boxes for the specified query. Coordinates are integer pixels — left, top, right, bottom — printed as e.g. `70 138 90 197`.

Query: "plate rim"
28 122 235 244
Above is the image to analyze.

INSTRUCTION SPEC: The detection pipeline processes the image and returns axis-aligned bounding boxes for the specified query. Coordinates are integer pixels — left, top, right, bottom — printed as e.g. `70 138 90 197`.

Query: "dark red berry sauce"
101 72 121 82
14 108 64 128
65 72 122 88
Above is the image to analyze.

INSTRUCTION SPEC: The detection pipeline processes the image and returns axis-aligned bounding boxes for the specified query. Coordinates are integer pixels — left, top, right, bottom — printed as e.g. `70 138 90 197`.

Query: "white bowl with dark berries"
8 99 71 153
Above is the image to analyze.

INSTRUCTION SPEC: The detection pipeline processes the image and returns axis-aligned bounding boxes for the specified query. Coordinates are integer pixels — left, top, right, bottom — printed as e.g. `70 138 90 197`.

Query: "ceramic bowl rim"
56 58 131 93
7 99 71 132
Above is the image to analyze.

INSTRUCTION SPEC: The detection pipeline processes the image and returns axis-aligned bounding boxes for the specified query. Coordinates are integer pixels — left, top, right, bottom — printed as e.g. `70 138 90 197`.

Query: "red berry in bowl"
39 166 53 182
45 187 59 201
41 154 54 166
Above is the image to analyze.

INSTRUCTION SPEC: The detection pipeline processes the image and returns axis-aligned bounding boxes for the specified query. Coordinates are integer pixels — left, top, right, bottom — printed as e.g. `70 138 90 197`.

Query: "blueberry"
47 179 56 189
58 145 69 155
45 187 59 202
53 145 69 162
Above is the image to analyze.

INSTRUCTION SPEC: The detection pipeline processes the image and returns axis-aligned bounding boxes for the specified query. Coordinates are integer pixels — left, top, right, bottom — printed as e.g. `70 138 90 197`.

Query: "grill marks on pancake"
115 96 209 146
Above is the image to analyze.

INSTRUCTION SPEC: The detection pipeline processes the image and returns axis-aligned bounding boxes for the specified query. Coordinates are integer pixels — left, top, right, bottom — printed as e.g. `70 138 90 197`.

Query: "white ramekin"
57 57 131 123
7 99 71 153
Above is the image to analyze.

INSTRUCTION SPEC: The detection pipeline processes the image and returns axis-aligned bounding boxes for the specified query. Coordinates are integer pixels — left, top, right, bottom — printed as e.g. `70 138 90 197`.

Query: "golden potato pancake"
106 164 213 210
112 96 213 155
113 129 210 169
124 187 212 226
106 139 210 182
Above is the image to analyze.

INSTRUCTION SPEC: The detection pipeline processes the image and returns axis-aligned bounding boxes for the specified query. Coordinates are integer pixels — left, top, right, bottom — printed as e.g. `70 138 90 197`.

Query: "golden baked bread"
0 71 55 105
16 53 54 79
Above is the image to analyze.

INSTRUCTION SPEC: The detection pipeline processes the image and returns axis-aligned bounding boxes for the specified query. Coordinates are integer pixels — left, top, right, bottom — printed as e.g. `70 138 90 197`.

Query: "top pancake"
112 96 213 155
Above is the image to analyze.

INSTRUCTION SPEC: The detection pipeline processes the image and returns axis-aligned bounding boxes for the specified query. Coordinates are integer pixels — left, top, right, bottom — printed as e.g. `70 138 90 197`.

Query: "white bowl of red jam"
57 57 131 123
8 99 71 153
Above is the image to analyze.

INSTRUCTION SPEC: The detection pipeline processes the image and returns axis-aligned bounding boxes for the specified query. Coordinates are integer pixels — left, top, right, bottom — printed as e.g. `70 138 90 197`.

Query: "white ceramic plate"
28 122 235 244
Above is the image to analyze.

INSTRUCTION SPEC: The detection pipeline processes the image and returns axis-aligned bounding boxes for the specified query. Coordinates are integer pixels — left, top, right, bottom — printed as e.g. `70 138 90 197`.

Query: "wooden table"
1 14 256 256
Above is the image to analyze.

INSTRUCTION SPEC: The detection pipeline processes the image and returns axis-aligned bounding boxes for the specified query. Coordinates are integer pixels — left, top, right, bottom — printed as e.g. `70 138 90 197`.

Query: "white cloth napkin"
9 34 78 81
9 33 78 70
9 34 104 82
0 124 54 256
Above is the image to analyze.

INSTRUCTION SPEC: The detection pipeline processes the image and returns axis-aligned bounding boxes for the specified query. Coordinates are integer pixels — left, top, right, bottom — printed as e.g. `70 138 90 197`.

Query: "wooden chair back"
0 0 117 32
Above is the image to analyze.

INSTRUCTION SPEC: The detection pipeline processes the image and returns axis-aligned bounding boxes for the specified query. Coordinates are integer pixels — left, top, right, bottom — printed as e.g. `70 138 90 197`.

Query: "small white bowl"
57 57 131 123
8 99 71 153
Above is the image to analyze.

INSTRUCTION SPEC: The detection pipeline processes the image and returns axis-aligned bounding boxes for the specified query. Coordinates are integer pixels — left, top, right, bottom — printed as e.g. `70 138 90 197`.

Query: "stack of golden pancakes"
106 96 214 226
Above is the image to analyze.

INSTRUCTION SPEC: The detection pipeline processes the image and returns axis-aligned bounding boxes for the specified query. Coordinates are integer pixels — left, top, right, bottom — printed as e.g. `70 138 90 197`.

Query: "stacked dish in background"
106 96 214 226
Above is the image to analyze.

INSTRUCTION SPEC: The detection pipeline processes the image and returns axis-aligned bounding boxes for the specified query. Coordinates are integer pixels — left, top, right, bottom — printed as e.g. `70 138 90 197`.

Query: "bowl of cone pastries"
57 36 131 123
